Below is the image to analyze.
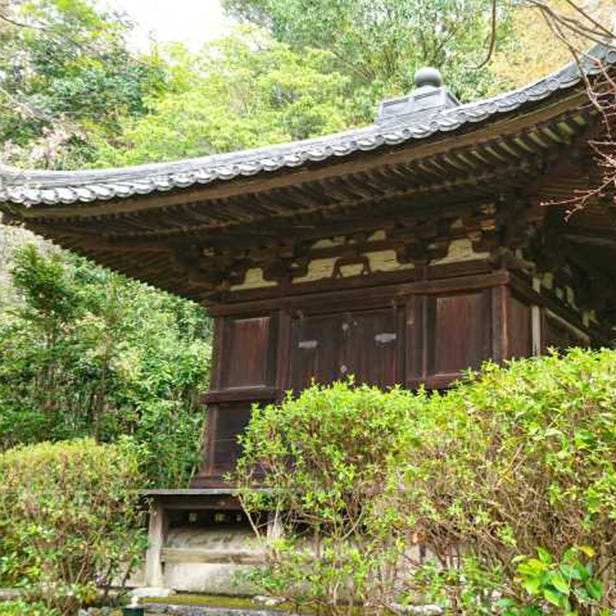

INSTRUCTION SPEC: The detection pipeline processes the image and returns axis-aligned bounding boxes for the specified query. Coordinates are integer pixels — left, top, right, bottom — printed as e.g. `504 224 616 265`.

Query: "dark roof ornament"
377 66 460 126
414 67 444 88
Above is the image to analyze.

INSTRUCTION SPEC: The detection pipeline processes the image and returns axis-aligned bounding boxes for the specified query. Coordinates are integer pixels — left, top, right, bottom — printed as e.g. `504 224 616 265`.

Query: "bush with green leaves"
235 381 421 612
0 438 145 614
234 349 616 613
497 546 605 615
396 348 616 612
0 599 60 616
0 244 210 487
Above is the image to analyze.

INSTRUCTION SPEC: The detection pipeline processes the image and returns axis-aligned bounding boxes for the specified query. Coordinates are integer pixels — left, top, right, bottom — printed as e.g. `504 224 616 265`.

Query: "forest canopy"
3 0 610 170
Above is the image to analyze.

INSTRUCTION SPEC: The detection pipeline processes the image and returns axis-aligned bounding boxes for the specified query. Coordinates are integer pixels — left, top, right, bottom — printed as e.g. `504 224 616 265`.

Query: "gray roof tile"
1 44 614 207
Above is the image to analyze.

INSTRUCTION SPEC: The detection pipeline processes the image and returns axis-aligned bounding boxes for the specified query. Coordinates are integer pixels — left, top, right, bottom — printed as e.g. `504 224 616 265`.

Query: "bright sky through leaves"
103 0 234 49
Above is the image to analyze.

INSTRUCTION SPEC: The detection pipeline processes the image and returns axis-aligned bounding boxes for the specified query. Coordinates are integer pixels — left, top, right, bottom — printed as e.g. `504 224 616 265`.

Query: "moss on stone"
145 594 294 611
147 594 254 608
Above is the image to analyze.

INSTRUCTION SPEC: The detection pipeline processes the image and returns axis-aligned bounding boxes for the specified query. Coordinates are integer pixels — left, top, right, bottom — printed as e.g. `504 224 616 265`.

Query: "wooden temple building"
1 45 616 592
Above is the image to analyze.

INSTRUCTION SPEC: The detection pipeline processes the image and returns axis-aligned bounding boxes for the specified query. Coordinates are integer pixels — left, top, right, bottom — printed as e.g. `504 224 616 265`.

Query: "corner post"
144 499 167 588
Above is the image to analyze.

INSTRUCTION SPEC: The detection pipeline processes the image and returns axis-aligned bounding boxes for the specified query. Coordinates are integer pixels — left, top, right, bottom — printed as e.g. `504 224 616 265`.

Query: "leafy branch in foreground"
0 244 211 487
234 349 616 613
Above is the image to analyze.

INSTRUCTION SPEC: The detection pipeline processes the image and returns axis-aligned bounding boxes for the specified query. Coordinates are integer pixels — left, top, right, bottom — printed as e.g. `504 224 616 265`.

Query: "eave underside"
1 97 615 324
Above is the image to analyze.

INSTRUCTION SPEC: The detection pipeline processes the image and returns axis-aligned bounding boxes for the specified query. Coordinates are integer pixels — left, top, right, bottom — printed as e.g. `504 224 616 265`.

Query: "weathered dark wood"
219 315 274 389
342 308 402 387
202 387 279 404
508 293 533 358
210 270 510 316
543 311 589 351
429 290 492 377
491 285 508 362
209 402 261 474
290 313 341 390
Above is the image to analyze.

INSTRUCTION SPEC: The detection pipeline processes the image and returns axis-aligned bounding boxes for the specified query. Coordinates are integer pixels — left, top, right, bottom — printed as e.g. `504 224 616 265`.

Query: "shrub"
396 348 616 613
0 599 60 615
235 381 427 612
0 438 146 614
0 244 211 488
234 349 616 614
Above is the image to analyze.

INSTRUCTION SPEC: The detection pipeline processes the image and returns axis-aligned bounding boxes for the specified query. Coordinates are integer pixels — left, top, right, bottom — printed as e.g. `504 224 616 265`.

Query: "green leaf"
585 579 604 601
548 571 570 594
543 588 567 609
559 563 582 581
536 547 553 565
522 577 542 595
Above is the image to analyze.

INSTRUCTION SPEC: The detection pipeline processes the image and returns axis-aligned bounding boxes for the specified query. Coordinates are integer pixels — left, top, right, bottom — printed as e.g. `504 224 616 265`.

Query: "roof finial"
377 66 458 125
414 67 443 89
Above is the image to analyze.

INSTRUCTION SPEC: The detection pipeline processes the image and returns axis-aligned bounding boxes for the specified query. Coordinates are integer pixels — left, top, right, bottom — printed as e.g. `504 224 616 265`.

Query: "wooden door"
289 307 403 391
342 308 401 387
290 313 341 390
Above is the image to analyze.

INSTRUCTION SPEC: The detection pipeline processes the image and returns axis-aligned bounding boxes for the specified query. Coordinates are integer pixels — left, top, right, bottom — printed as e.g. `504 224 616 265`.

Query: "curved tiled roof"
1 44 615 207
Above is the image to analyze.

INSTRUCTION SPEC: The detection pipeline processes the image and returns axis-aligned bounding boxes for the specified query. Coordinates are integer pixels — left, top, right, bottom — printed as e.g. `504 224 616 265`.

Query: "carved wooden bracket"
332 255 371 278
262 256 310 283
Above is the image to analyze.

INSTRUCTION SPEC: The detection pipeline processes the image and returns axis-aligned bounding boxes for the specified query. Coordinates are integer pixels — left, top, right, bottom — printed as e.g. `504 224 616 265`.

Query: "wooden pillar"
531 278 542 355
144 500 167 588
491 284 509 361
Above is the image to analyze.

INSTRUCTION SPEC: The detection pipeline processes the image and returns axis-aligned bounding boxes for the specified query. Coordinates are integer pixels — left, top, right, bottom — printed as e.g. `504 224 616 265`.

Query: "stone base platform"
142 489 276 595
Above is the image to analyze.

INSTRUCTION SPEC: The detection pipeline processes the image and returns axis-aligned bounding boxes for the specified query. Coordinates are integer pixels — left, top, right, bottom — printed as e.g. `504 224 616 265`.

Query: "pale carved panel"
227 230 492 292
432 238 489 265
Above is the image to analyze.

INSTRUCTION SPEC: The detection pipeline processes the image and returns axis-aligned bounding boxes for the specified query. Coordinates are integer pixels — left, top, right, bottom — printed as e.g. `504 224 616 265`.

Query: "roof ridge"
1 42 614 206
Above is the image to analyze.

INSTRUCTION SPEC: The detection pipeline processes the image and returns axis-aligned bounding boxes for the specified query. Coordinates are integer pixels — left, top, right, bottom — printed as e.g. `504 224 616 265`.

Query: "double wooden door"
289 307 403 390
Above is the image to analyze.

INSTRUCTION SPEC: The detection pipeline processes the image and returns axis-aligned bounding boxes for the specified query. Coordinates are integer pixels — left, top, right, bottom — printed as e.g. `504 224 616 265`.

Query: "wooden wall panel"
290 314 341 390
429 290 492 377
508 295 532 358
219 315 273 388
289 308 405 390
343 309 402 387
210 402 254 474
198 276 541 485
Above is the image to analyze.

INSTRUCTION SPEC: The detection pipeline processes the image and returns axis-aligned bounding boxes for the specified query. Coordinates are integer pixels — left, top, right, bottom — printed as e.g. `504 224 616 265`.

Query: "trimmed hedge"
0 438 145 614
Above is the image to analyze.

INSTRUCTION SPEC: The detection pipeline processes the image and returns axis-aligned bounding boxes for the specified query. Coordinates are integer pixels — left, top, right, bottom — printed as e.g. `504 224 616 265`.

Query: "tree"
0 0 165 168
492 0 616 87
94 27 356 166
222 0 514 105
0 245 211 487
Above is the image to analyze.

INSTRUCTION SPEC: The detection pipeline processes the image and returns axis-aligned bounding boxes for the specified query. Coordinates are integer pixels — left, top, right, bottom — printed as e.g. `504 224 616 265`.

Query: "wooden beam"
67 160 542 243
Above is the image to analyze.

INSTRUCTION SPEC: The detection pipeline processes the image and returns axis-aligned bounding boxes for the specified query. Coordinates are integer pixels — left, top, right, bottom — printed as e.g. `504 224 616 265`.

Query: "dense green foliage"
1 0 520 170
223 0 514 104
0 245 210 487
0 438 145 614
236 382 422 612
95 28 356 166
235 349 616 614
0 0 164 168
